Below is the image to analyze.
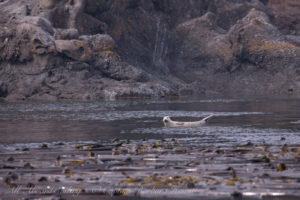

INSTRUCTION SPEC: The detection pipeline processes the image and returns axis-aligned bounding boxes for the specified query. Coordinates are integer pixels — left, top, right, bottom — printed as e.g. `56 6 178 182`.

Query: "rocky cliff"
0 0 299 101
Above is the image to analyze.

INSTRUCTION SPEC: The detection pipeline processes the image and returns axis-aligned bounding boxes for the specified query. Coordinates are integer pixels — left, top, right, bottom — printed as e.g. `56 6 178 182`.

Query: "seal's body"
163 115 213 127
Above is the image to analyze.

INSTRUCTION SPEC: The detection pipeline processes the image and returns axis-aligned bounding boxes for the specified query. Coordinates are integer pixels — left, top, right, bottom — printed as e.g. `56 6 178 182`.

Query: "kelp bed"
1 139 300 200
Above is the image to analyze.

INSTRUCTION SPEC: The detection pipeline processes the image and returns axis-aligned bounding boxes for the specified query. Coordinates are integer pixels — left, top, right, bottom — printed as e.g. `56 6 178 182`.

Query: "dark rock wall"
0 0 300 101
266 0 300 35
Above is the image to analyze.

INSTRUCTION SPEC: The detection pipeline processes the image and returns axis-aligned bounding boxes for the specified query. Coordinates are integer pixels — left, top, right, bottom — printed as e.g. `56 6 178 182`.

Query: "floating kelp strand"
1 141 300 199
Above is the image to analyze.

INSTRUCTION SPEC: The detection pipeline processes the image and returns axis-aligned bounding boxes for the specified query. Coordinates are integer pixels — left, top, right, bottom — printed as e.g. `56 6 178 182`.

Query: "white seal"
163 115 214 127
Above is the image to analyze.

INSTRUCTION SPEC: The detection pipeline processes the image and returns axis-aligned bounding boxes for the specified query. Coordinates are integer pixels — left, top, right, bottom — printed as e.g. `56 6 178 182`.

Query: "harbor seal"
163 115 214 127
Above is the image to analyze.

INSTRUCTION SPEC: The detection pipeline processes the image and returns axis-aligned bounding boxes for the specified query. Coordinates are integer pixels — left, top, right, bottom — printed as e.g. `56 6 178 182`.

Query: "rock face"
266 0 300 35
0 0 299 101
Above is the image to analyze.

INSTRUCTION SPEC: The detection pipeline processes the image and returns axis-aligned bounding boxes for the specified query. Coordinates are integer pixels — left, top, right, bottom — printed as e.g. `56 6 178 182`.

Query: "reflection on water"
0 98 300 146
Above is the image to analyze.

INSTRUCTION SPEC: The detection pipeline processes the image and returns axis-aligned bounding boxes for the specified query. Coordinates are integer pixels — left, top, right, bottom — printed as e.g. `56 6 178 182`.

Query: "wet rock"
112 138 120 143
262 155 270 163
38 176 48 182
170 12 234 83
114 140 124 148
1 165 15 169
24 162 34 169
8 172 18 180
79 34 114 52
262 173 270 178
124 157 132 163
227 8 300 95
269 164 276 170
215 149 225 154
93 54 149 83
113 189 126 196
211 0 269 31
21 16 55 36
55 28 79 40
54 39 89 61
290 147 298 153
63 168 71 174
226 167 233 171
8 17 56 62
245 142 254 147
231 191 243 199
7 156 14 162
26 182 35 188
54 34 114 62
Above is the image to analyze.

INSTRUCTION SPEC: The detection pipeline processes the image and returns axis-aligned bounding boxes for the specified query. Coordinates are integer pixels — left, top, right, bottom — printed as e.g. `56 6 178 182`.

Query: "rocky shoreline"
0 0 300 101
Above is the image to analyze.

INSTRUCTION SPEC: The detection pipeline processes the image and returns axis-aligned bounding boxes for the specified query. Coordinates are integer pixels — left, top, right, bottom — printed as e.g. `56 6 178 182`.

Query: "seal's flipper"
201 115 214 122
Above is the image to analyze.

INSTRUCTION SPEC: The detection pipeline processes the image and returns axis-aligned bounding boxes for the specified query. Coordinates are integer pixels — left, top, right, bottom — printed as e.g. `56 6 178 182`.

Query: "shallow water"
1 97 300 199
0 97 300 147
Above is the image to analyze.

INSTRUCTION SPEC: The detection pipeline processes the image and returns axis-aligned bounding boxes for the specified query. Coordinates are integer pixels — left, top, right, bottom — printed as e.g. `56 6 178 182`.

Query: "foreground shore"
1 139 300 200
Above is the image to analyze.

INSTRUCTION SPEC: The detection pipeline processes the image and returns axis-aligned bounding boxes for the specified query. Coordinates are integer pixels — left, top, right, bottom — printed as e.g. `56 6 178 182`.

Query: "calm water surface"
0 98 300 147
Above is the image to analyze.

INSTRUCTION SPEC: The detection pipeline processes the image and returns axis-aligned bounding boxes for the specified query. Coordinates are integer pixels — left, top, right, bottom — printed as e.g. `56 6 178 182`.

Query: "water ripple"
0 110 268 121
128 126 300 146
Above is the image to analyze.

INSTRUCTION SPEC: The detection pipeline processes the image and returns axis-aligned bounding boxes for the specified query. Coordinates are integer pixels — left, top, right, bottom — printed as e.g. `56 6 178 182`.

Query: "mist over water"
0 98 300 147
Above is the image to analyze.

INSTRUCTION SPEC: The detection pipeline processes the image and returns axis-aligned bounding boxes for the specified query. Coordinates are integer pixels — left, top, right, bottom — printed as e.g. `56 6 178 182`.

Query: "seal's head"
163 116 171 127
